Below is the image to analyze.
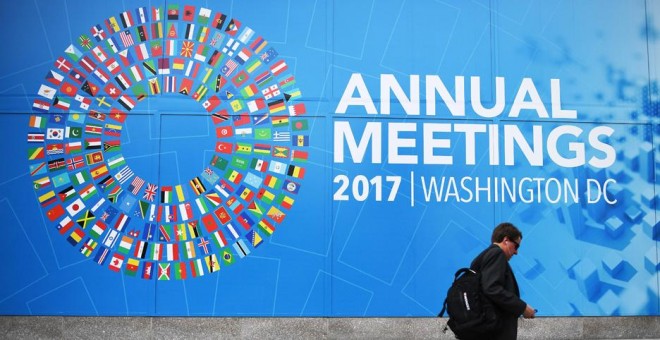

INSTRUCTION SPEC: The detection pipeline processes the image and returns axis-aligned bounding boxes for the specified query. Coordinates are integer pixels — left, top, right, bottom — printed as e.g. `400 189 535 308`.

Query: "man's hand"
523 305 536 319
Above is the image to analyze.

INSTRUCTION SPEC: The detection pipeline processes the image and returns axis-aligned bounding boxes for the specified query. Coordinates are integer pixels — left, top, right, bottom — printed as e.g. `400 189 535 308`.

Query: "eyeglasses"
508 238 520 250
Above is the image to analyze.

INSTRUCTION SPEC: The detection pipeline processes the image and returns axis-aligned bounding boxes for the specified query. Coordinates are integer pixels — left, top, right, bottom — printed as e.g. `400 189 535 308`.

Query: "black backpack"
438 268 501 339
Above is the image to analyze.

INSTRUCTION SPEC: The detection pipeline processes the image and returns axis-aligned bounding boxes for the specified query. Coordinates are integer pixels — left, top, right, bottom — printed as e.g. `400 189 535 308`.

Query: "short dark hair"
491 222 522 243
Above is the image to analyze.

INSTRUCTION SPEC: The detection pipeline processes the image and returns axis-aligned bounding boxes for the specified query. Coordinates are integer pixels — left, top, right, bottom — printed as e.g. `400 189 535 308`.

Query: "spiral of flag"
26 4 309 280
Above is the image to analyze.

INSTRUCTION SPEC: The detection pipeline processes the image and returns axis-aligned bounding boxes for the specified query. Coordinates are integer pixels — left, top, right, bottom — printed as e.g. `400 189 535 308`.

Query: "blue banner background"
0 0 657 316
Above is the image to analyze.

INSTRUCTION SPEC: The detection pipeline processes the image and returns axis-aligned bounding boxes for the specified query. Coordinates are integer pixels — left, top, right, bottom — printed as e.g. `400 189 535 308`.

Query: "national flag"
253 143 270 155
124 258 140 276
190 259 205 277
67 228 86 246
257 188 275 205
45 70 65 86
46 143 64 156
91 24 106 41
129 65 144 82
245 228 264 248
91 45 108 63
233 239 250 258
247 98 266 113
164 76 177 93
231 71 248 87
89 220 107 239
118 49 135 66
152 22 164 39
192 84 208 101
120 10 135 28
33 176 51 190
287 164 306 179
157 263 170 280
225 18 241 35
109 253 125 272
205 254 220 273
197 26 209 43
55 57 73 72
90 164 109 180
81 80 100 96
211 205 230 225
195 197 210 214
65 44 83 62
221 249 234 265
284 88 302 102
151 243 163 261
260 47 278 64
184 23 196 40
85 151 103 165
27 133 45 143
282 179 300 194
141 261 154 280
277 193 295 210
189 177 206 195
103 140 121 153
29 162 48 177
105 36 120 53
179 202 193 221
167 4 179 19
147 78 161 95
135 43 149 60
117 235 134 254
183 5 195 21
160 186 173 204
38 84 56 100
268 99 286 113
28 115 46 129
245 58 261 74
85 138 102 150
66 198 85 217
93 247 110 266
179 77 193 95
46 205 66 224
114 213 130 232
293 134 310 147
32 99 50 113
136 6 149 23
222 38 239 57
102 229 119 248
200 214 218 233
117 95 136 111
79 183 98 201
184 241 196 259
250 36 268 53
143 183 158 202
267 206 286 223
221 59 238 76
193 44 208 62
288 103 307 116
166 243 179 261
78 55 96 73
213 12 227 29
167 21 178 39
38 190 57 207
225 197 243 215
53 97 71 110
74 94 92 110
255 71 273 88
263 174 280 189
238 27 255 44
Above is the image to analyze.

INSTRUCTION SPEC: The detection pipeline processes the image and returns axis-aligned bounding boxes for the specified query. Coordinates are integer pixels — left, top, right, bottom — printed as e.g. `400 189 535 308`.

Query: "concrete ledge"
1 316 659 339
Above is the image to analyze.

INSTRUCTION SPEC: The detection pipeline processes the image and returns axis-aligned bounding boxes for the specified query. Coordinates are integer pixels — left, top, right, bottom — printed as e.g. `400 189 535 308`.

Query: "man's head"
492 222 522 260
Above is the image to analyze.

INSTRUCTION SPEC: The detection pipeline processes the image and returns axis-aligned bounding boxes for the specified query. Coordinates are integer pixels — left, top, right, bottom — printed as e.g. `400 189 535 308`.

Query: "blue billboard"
0 0 658 316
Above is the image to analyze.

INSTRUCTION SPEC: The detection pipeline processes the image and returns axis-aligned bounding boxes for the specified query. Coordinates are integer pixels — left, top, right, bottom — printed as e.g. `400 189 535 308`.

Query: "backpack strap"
438 268 474 317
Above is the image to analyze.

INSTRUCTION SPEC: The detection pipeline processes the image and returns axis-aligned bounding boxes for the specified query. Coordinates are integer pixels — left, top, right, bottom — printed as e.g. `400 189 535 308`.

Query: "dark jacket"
470 244 527 340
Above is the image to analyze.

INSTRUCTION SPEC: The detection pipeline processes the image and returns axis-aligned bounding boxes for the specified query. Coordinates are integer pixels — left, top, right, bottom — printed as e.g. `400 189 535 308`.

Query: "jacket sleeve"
479 248 527 316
